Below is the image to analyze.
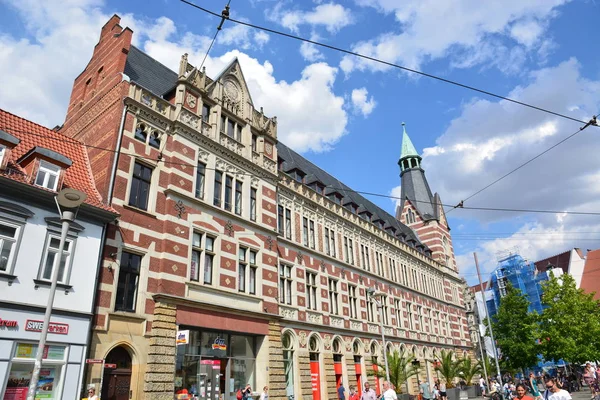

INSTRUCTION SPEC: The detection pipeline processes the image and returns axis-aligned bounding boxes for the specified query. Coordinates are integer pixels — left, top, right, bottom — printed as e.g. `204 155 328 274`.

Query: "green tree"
435 350 461 388
538 273 600 363
458 357 483 385
370 349 420 393
490 283 539 371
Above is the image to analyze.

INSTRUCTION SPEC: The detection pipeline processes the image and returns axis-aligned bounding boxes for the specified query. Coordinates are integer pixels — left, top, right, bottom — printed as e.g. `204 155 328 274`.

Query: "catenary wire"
5 126 600 217
199 0 232 70
178 0 594 127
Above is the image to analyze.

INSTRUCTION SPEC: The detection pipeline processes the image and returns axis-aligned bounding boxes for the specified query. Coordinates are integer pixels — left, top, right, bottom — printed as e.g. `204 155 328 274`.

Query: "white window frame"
0 145 5 167
279 264 293 305
35 160 61 191
38 234 75 284
0 220 21 274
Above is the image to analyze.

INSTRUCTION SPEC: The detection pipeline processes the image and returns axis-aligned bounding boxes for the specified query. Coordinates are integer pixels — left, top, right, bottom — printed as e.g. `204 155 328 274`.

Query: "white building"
0 111 117 399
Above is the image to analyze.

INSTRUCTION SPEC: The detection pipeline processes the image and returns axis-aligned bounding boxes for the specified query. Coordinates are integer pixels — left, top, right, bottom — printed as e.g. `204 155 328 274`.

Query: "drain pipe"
107 102 128 205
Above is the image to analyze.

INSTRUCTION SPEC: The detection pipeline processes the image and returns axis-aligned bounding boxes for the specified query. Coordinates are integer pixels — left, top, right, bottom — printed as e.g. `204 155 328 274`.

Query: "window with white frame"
302 217 309 247
239 247 258 295
406 302 414 330
195 162 206 199
0 145 5 167
134 123 161 149
349 285 358 319
115 251 141 312
0 221 20 273
279 264 293 305
394 299 402 328
366 293 375 322
250 187 257 221
361 245 370 271
39 235 73 283
375 251 384 276
220 114 242 142
325 228 331 256
35 160 61 191
235 180 243 215
306 271 318 310
348 238 354 265
190 231 215 284
417 305 424 330
328 278 339 315
278 206 292 239
380 296 389 325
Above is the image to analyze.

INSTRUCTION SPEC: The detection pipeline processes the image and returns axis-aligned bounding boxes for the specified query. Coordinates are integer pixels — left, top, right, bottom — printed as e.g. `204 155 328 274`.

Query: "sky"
1 0 599 285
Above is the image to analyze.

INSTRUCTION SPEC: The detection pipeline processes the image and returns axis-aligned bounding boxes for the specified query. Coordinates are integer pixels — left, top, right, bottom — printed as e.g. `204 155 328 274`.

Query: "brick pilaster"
267 321 287 399
144 302 177 400
324 354 337 399
297 351 313 399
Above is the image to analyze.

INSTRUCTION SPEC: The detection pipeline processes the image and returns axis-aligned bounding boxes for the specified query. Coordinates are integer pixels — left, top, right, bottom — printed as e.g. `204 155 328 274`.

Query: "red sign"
0 318 18 328
25 320 69 335
104 364 117 369
86 359 104 364
310 360 321 400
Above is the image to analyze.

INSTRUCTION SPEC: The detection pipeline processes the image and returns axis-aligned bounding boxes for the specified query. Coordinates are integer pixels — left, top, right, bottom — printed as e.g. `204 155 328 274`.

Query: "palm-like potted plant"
370 349 420 397
435 350 461 400
457 357 483 397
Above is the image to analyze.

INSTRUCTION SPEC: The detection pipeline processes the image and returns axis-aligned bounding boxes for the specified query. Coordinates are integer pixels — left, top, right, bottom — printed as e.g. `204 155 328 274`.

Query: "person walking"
259 386 268 400
439 379 447 400
480 376 487 396
544 377 572 400
420 380 433 400
361 382 377 400
87 387 99 400
348 386 360 400
529 373 542 400
383 381 398 400
338 384 346 400
515 383 534 400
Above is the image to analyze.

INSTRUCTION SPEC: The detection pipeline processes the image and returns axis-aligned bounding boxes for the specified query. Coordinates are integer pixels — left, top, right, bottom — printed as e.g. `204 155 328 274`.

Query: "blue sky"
1 0 599 284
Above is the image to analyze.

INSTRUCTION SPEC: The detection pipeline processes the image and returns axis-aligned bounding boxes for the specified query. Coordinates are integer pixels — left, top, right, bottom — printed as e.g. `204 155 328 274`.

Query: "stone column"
267 321 287 399
345 353 356 390
144 302 177 400
323 353 337 399
297 351 313 399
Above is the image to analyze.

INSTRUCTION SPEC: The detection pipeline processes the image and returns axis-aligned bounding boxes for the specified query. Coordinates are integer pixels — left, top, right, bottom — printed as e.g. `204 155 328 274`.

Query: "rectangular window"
250 187 257 221
0 145 5 167
328 279 338 315
214 170 222 207
202 104 210 122
190 232 214 284
362 245 370 271
279 264 293 305
115 251 141 312
220 115 226 133
349 285 358 319
285 209 292 239
309 221 315 249
407 302 414 330
344 237 349 263
324 228 330 256
251 134 258 152
129 162 152 210
224 175 233 211
389 258 397 282
330 230 336 258
35 160 61 191
40 236 73 283
366 293 375 322
278 205 284 235
235 180 243 215
417 306 424 330
348 239 354 265
394 299 402 328
239 247 247 292
306 272 317 311
249 250 257 295
0 222 19 272
302 217 309 247
227 119 235 138
195 162 206 199
376 252 384 276
381 297 389 325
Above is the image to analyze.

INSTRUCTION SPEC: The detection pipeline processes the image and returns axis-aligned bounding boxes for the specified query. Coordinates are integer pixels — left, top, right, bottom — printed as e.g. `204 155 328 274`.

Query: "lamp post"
367 288 390 384
27 189 87 400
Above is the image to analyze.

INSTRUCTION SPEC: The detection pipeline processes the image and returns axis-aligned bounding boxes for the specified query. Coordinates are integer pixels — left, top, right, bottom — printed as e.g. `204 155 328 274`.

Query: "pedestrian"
480 376 487 396
383 381 398 400
338 383 346 400
361 382 377 400
349 386 360 400
87 387 99 400
420 380 433 400
544 377 572 400
439 379 447 400
260 386 268 400
515 383 534 400
242 384 252 400
529 373 542 400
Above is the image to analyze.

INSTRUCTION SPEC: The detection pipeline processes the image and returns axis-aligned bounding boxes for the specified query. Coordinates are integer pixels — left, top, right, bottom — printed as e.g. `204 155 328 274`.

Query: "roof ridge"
130 45 178 75
0 108 55 133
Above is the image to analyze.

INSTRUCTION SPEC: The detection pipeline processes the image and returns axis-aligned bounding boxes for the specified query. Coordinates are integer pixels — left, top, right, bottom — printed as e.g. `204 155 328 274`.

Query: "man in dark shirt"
338 384 346 400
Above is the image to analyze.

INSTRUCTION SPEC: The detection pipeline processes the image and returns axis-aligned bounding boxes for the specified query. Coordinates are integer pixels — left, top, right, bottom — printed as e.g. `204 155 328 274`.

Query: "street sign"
86 359 104 364
104 364 117 369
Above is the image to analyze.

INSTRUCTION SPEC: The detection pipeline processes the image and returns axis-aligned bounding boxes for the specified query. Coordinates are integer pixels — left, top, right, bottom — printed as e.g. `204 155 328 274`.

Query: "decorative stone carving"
368 323 379 333
307 312 322 324
299 331 307 347
296 251 303 265
180 110 199 129
219 132 244 156
198 150 209 162
186 93 197 108
330 317 343 328
279 306 297 319
351 321 362 330
323 335 332 350
345 340 352 352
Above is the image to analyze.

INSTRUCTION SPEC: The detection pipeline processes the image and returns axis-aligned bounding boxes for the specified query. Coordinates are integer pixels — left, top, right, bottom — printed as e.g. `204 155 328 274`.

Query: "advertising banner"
310 360 321 400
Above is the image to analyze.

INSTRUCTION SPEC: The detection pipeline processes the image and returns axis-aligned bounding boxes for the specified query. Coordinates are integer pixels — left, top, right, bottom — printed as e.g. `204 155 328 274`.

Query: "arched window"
407 209 416 224
282 332 295 398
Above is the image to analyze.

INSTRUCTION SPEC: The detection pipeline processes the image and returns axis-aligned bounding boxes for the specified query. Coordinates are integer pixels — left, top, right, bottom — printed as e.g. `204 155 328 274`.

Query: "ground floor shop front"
0 304 90 400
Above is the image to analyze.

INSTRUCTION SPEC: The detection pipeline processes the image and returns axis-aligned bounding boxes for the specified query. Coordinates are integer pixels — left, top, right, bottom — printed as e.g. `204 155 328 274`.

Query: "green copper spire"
400 122 419 159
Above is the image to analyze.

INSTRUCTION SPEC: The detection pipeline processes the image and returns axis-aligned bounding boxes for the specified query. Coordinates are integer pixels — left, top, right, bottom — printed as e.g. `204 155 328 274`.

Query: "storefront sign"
0 318 18 328
86 359 104 364
14 343 65 361
310 360 321 400
24 320 69 335
211 337 226 351
176 330 189 346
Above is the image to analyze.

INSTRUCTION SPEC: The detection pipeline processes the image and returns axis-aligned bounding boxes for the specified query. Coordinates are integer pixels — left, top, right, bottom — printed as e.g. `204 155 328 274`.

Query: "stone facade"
267 321 287 399
144 302 177 399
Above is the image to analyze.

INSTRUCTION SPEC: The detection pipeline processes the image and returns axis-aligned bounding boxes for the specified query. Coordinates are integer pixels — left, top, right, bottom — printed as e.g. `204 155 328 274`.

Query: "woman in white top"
260 386 269 400
87 387 99 400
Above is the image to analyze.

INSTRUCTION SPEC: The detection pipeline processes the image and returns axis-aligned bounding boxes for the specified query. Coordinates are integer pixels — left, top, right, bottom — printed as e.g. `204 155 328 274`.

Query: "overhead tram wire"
5 127 600 217
199 0 231 70
179 0 594 127
448 116 599 212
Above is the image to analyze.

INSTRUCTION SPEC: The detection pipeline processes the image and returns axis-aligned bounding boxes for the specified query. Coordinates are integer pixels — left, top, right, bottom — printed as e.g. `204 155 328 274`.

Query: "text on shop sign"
25 320 69 335
0 318 18 327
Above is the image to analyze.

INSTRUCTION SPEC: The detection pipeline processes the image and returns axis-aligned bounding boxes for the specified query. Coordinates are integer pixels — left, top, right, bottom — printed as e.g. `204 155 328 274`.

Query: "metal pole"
27 210 74 400
473 252 502 381
477 330 489 388
377 299 391 383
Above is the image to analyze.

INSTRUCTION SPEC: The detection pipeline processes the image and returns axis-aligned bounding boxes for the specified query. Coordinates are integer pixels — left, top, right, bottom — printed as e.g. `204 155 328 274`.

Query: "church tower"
396 123 457 271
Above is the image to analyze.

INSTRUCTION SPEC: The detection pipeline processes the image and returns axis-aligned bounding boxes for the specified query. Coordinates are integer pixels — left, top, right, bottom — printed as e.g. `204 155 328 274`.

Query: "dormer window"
0 145 5 167
35 160 61 191
134 123 161 149
288 169 305 183
327 193 342 205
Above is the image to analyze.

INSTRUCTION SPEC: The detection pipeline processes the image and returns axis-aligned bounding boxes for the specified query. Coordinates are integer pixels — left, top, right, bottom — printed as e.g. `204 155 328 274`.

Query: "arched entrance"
309 335 322 400
101 346 132 400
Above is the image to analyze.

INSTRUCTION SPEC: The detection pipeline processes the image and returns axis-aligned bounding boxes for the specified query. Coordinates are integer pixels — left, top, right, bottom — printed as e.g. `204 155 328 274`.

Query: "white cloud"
342 0 571 75
267 2 354 33
216 20 270 50
390 184 402 209
350 87 377 117
300 41 324 61
0 0 348 153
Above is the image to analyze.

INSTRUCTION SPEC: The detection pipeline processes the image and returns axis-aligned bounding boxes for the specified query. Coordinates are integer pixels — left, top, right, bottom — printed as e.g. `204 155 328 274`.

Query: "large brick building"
61 15 472 400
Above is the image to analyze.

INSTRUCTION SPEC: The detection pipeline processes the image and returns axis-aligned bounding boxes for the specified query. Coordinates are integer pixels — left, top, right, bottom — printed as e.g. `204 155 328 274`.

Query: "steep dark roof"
277 142 425 248
124 46 178 96
400 167 437 220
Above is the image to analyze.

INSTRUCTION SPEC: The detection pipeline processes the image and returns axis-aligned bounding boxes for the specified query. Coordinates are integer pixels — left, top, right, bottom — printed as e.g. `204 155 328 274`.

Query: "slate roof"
124 46 178 96
0 109 117 213
400 167 437 220
277 142 426 248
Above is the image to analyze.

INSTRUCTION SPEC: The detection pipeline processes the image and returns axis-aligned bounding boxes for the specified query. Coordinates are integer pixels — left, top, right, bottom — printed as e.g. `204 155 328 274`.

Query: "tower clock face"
224 80 239 100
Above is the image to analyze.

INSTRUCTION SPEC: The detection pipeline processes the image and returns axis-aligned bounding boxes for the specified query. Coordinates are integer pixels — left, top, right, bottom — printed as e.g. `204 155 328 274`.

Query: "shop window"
0 221 20 273
115 251 141 312
328 278 339 315
4 343 67 399
190 231 215 285
250 187 257 221
35 160 61 191
129 162 152 210
39 235 73 284
195 162 206 199
279 264 293 305
238 247 258 295
306 271 318 311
